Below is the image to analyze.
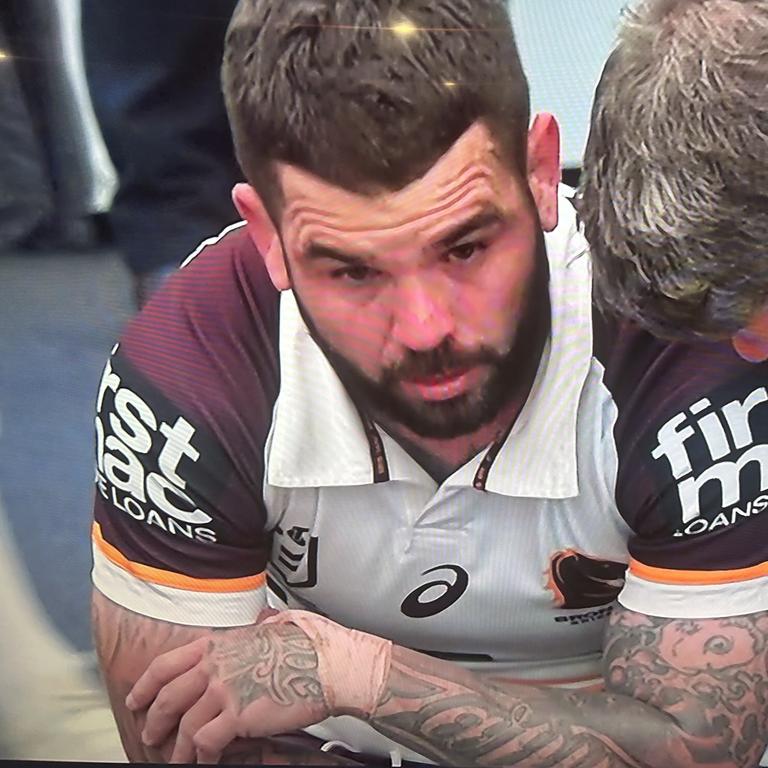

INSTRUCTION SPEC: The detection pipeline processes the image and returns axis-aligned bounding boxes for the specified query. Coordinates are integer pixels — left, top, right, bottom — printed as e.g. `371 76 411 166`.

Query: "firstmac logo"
651 386 768 537
94 344 217 544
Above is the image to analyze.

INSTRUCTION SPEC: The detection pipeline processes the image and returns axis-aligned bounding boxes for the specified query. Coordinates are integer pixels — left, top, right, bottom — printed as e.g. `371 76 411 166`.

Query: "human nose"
390 275 454 351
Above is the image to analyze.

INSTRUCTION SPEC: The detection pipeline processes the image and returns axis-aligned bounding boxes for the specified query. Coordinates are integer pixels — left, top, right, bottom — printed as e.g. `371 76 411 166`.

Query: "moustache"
386 340 502 382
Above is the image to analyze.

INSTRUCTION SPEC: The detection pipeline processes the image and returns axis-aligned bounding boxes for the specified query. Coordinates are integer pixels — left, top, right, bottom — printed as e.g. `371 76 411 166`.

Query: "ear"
232 183 291 290
526 113 561 232
732 305 768 363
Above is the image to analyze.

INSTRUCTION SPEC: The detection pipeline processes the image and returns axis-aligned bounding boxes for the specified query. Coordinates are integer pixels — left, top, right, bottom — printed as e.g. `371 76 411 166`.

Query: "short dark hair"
578 0 768 340
222 0 530 221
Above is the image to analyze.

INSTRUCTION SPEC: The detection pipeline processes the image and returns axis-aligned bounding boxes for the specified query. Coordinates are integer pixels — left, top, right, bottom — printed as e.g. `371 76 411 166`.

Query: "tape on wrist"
261 609 392 719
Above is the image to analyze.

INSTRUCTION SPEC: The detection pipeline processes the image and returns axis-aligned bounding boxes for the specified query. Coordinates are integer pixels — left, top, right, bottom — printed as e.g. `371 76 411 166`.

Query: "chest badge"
546 549 626 610
272 525 318 589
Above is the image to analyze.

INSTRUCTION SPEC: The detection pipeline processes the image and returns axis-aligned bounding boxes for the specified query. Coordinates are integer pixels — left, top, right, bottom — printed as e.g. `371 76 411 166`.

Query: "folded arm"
129 603 767 766
369 606 768 767
92 587 210 761
91 589 356 765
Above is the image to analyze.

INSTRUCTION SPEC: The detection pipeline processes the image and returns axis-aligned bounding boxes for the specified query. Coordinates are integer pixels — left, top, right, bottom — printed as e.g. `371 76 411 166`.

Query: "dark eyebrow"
304 208 504 264
436 209 505 249
304 243 372 266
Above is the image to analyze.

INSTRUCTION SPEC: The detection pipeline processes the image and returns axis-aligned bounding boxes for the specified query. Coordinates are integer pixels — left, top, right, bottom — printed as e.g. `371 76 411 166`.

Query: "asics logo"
401 565 469 618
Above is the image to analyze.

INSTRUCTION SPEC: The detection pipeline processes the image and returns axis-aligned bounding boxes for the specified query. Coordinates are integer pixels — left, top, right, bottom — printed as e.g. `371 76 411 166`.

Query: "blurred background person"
0 0 103 252
0 490 123 760
579 0 768 361
1 0 242 759
81 0 241 308
0 1 122 757
0 6 52 251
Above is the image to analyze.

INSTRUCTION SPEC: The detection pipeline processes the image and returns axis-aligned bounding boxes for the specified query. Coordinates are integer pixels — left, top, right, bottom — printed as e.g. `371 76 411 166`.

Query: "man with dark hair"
90 1 767 765
579 0 768 362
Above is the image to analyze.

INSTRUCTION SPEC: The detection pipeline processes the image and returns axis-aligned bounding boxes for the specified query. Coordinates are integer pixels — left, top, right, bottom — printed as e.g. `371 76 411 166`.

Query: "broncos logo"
546 550 627 610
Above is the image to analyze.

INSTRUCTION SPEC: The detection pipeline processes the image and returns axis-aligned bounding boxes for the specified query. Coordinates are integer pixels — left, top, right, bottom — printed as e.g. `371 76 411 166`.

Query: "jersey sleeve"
91 224 281 627
600 323 768 619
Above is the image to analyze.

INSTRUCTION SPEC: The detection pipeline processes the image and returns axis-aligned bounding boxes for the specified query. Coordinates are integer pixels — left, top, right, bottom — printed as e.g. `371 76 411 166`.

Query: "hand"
126 618 331 764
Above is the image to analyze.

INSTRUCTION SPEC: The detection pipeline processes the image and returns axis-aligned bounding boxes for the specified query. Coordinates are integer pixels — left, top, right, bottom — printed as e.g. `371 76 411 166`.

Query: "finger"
141 663 211 747
194 711 239 765
127 636 209 710
171 687 226 764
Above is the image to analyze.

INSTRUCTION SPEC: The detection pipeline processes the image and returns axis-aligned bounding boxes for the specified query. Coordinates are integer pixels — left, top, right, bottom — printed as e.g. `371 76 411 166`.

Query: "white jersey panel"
262 357 632 671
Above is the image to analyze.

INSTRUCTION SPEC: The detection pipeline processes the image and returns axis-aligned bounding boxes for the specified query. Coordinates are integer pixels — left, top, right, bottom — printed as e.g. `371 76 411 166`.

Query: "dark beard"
291 232 551 439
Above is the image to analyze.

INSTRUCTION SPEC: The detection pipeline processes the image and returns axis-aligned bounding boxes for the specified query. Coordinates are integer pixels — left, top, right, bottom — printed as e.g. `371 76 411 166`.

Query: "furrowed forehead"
277 122 522 249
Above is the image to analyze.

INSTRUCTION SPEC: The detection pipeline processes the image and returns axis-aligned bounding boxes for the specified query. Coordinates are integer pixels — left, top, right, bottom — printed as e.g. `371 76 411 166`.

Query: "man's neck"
375 394 526 485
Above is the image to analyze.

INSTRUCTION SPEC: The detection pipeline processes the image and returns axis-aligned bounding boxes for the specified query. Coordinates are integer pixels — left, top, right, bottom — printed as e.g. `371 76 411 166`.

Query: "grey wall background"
510 0 629 168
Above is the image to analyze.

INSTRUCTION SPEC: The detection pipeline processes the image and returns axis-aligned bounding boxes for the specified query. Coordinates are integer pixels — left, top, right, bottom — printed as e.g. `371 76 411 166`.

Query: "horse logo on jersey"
546 550 626 610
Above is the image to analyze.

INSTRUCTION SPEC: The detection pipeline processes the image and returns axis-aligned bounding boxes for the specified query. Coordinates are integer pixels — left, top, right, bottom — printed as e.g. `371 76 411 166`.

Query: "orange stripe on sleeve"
629 557 768 586
92 522 266 593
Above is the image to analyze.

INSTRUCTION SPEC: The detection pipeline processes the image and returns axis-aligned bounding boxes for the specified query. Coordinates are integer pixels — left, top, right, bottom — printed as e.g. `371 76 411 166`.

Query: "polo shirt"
91 192 767 761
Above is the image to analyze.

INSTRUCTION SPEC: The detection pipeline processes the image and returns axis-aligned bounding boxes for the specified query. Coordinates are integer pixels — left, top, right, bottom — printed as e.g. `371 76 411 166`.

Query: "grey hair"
578 0 768 339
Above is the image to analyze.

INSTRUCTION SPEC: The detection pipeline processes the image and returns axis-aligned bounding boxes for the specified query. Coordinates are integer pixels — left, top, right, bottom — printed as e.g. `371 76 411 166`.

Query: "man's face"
271 122 555 438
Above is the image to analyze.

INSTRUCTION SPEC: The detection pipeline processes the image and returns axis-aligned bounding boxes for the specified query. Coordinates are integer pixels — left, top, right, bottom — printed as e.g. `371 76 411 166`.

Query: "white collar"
266 190 592 499
482 191 592 499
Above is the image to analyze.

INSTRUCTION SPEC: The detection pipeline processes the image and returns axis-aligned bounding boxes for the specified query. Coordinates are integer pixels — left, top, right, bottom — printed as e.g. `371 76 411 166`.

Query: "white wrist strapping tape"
261 609 393 718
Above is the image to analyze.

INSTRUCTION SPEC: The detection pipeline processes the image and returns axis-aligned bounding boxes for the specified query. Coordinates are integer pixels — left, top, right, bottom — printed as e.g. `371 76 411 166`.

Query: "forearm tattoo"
369 607 768 767
209 623 326 713
91 589 211 762
605 608 768 768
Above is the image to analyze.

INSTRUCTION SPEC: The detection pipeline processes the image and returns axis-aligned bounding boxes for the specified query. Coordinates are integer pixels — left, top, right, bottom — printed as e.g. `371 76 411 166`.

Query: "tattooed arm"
91 589 356 764
369 606 768 767
92 588 209 760
127 604 767 766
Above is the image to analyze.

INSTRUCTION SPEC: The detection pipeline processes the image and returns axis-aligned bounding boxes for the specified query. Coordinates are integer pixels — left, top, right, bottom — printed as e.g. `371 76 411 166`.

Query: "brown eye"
332 265 380 283
446 242 485 263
